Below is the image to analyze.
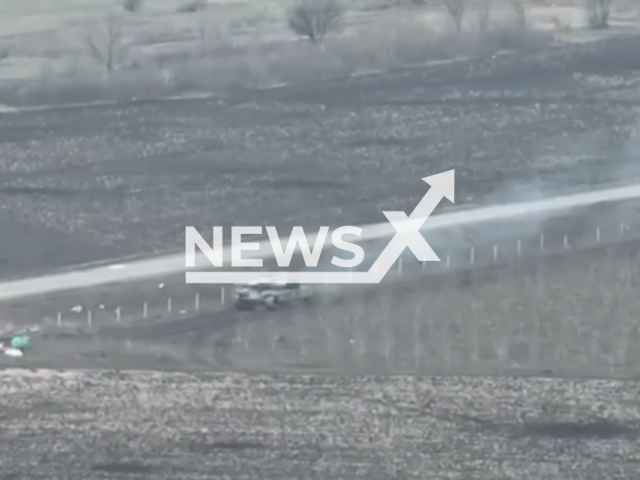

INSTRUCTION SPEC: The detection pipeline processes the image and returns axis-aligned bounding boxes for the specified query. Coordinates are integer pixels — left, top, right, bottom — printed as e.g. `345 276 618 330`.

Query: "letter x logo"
383 211 440 261
370 170 454 272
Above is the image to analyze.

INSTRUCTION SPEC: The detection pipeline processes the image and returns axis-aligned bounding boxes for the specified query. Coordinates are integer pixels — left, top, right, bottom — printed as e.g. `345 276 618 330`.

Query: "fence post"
115 307 121 323
221 287 225 306
517 239 522 258
563 235 569 248
493 244 498 262
143 302 148 319
596 227 601 243
167 297 172 313
397 258 403 274
195 293 200 311
539 234 545 251
87 310 92 327
469 247 475 265
620 222 625 235
57 312 62 327
446 255 451 268
422 260 426 272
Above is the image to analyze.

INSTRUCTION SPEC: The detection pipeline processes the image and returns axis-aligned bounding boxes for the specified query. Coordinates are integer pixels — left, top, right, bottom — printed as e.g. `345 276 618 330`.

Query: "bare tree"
86 15 125 74
288 0 344 45
587 0 612 28
443 0 465 32
197 8 228 56
510 0 527 28
477 0 492 30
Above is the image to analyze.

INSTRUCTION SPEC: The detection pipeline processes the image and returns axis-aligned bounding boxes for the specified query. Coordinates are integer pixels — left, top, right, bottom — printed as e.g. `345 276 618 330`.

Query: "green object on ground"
10 334 30 349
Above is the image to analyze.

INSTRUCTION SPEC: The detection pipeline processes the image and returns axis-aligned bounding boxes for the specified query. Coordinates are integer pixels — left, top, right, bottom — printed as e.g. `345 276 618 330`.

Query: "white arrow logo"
373 169 455 277
186 169 455 284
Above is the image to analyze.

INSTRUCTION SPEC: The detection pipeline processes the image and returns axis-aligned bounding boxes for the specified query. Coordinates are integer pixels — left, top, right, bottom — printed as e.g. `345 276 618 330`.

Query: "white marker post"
143 302 148 319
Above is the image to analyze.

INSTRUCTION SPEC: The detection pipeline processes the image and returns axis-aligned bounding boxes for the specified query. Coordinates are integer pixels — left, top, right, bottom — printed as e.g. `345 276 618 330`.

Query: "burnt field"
1 369 639 480
2 35 640 277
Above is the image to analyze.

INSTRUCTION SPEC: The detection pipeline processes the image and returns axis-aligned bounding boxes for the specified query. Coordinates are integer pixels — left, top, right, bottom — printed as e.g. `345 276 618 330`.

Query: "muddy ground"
2 35 640 277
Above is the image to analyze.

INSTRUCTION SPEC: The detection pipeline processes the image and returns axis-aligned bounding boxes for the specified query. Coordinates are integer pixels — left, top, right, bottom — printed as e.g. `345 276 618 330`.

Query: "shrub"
123 0 143 12
477 0 492 31
443 0 465 32
176 0 206 13
288 0 345 45
587 0 612 29
510 0 527 29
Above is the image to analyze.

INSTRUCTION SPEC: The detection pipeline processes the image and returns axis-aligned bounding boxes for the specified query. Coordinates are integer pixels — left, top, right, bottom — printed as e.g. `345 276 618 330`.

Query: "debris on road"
3 347 23 357
10 334 30 349
0 337 26 357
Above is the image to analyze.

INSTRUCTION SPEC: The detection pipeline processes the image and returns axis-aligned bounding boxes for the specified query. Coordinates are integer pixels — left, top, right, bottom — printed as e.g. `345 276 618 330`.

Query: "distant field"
0 0 395 74
0 0 294 81
0 0 637 98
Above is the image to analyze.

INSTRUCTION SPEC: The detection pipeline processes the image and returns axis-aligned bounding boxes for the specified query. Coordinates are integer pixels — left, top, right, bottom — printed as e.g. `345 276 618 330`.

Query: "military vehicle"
233 279 314 311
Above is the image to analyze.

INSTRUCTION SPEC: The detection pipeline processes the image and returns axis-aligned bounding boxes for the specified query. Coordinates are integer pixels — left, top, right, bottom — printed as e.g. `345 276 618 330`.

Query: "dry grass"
5 239 640 378
213 244 640 377
0 11 556 107
0 0 288 83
